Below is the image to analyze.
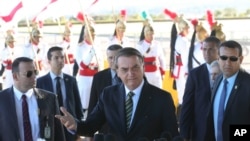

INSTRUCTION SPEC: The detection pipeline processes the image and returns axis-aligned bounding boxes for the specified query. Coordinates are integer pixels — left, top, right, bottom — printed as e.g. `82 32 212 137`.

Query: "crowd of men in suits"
0 10 250 141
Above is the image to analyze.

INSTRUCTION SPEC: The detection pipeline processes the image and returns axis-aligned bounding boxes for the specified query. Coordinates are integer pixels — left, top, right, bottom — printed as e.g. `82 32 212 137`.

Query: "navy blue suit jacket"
205 69 250 141
77 80 179 141
0 87 66 141
36 73 83 141
180 63 212 141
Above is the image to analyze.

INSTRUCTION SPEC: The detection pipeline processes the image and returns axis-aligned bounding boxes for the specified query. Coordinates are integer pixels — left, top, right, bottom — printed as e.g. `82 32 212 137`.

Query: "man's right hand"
55 107 77 131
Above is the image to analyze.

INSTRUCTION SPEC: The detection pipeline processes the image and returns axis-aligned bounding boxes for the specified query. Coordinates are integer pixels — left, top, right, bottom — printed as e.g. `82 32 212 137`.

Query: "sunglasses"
21 70 39 78
219 56 239 62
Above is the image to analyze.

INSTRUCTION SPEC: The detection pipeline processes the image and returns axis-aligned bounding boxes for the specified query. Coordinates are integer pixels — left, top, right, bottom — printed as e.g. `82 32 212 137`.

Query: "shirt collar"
223 71 239 84
206 63 212 73
110 69 117 78
49 71 64 80
125 80 144 97
13 86 33 100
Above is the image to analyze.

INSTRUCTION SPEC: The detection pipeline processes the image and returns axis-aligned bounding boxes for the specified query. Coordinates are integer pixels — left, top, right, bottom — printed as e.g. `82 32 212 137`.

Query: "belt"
88 66 98 71
144 61 156 66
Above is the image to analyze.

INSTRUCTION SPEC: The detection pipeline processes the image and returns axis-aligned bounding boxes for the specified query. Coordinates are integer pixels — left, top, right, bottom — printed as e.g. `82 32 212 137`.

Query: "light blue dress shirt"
213 72 238 140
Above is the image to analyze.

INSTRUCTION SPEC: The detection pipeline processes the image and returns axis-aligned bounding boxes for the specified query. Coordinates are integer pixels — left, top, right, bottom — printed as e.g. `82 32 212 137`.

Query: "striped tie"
125 91 134 132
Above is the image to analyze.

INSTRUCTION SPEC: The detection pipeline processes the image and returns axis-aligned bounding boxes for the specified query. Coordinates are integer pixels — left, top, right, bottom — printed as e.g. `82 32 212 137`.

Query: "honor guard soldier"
188 19 209 72
58 21 75 75
75 23 103 116
164 9 190 110
21 26 48 76
136 23 166 89
109 9 131 47
1 31 20 89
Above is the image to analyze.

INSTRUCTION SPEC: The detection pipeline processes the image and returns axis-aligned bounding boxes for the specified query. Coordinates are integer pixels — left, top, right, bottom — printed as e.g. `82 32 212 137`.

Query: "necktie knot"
127 91 134 98
56 76 61 81
223 79 228 85
22 94 27 100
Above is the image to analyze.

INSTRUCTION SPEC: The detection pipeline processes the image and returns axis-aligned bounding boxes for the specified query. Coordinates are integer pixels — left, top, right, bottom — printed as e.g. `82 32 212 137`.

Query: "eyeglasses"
219 56 239 62
20 70 39 78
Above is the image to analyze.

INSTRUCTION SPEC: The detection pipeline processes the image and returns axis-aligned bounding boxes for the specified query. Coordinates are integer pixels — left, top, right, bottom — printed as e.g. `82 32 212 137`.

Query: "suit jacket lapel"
8 87 21 138
129 81 152 132
45 73 54 92
116 84 127 134
211 75 223 102
224 70 243 117
63 74 71 109
33 88 49 138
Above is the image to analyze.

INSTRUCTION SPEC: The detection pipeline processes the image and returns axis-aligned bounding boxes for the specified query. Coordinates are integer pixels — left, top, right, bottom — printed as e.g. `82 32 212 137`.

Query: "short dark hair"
47 46 63 60
204 36 221 48
107 44 123 51
12 57 33 73
115 47 144 69
219 40 242 56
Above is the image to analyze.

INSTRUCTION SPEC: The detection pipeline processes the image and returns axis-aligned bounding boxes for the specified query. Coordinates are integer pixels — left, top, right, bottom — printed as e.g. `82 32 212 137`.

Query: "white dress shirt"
14 87 40 141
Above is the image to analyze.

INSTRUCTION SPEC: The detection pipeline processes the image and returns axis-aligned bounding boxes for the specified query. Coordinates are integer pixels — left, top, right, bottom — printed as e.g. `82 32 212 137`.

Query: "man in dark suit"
56 47 179 141
180 36 221 141
0 57 65 141
205 40 250 141
87 44 122 136
88 44 122 117
36 46 83 141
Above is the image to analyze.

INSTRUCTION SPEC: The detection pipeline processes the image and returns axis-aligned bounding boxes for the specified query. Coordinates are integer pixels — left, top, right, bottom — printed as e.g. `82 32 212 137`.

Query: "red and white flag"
0 0 23 23
32 0 57 22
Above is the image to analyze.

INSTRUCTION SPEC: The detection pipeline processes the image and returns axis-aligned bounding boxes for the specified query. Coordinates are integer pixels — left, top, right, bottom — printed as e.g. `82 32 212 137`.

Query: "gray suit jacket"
0 87 66 141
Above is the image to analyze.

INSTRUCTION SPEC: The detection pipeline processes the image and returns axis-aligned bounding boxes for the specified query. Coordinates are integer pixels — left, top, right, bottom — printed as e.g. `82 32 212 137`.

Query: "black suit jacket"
0 87 66 141
205 69 250 141
36 73 83 141
180 64 212 141
77 80 179 141
88 68 113 133
88 68 112 114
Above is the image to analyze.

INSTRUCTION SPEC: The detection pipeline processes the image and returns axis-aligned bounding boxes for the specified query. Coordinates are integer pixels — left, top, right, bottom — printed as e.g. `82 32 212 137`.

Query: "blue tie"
217 79 228 141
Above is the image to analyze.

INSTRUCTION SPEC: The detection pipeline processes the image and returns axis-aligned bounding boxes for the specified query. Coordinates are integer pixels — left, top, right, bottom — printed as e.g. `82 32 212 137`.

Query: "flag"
0 1 23 23
32 0 57 22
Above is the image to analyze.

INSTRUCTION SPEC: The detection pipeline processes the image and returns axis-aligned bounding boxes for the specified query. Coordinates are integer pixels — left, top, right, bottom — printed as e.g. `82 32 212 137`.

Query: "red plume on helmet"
163 8 177 20
191 18 198 27
119 9 127 21
206 10 216 29
77 12 84 22
120 9 127 17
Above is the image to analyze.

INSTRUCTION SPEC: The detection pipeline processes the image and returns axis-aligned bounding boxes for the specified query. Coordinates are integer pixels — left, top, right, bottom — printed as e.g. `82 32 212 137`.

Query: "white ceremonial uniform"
1 46 19 89
109 36 132 47
173 34 190 104
75 41 103 110
20 42 48 76
192 41 205 69
136 40 166 89
58 41 75 75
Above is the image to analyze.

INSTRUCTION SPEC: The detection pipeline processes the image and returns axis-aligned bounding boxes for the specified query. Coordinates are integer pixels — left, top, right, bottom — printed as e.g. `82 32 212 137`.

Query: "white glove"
83 48 95 65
